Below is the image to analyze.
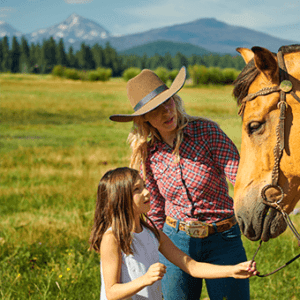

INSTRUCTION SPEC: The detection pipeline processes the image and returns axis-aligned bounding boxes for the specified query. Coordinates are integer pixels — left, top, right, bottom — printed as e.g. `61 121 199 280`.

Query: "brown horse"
233 45 300 242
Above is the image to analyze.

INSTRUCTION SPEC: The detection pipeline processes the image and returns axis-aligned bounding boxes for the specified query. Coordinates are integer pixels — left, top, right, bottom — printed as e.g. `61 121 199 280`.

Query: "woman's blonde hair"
89 167 160 255
127 94 201 178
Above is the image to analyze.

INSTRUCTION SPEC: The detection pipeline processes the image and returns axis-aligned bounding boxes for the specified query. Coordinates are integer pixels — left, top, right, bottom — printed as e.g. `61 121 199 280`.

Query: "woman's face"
144 97 178 138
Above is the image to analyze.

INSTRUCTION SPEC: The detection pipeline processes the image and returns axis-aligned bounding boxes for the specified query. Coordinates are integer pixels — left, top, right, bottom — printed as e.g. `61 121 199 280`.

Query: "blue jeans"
159 220 250 300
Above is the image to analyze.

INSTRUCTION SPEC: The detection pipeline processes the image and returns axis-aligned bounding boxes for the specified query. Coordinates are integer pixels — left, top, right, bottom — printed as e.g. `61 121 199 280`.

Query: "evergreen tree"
48 37 57 68
11 37 21 73
0 39 3 72
163 52 173 70
56 38 68 66
19 37 30 73
219 54 234 69
67 46 78 68
173 52 188 70
148 54 164 70
40 38 57 73
1 36 11 72
103 42 122 76
77 42 95 70
91 43 104 68
29 43 41 73
140 54 148 69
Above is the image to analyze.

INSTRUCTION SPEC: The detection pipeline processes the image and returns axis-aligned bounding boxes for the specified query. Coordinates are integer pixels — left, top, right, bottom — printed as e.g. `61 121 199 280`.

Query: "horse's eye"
247 121 264 134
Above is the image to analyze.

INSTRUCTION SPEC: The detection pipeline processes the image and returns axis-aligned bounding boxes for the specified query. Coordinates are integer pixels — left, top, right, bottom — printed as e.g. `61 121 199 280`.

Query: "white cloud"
64 0 93 4
0 6 14 18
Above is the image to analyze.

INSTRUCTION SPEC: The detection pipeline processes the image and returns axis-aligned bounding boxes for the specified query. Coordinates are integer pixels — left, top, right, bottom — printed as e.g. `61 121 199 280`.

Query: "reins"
239 49 300 277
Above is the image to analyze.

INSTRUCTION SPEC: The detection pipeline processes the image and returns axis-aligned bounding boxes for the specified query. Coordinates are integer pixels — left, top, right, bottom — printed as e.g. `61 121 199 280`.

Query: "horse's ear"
236 47 254 64
251 46 279 83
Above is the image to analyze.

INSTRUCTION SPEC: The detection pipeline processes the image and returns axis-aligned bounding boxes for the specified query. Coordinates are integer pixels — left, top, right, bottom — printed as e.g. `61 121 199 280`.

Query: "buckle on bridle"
185 221 209 238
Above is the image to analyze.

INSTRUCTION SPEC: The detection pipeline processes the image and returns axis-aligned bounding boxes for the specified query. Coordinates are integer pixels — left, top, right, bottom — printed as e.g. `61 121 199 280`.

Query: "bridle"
238 48 300 277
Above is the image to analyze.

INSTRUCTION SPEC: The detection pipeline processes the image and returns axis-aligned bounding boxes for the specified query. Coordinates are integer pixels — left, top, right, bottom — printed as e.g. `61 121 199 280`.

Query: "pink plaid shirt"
144 119 239 229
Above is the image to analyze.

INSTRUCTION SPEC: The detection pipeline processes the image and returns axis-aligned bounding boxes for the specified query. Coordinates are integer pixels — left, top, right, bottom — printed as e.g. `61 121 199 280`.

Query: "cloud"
0 6 15 18
64 0 93 3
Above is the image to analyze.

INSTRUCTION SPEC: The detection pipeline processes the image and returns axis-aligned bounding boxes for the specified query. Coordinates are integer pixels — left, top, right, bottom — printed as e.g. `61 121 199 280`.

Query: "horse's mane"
233 44 300 106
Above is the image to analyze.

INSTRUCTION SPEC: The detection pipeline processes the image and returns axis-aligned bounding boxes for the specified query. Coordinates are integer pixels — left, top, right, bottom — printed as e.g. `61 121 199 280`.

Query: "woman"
109 67 250 300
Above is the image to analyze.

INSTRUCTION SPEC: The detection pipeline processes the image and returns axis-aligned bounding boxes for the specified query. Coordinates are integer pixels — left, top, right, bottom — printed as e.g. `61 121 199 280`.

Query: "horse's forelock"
233 59 259 106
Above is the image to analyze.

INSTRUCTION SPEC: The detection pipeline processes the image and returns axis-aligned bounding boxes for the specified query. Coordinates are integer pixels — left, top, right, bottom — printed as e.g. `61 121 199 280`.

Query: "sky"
1 0 300 41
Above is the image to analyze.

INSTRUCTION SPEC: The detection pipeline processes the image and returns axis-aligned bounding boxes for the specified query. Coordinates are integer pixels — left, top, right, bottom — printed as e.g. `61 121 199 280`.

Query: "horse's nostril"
237 216 245 232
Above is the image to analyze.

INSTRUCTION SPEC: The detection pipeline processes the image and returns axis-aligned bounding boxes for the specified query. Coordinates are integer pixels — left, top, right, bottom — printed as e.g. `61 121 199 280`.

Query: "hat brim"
109 66 186 122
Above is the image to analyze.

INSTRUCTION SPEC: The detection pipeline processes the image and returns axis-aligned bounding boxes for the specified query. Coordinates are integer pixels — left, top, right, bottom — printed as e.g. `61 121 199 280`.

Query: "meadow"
1 73 299 299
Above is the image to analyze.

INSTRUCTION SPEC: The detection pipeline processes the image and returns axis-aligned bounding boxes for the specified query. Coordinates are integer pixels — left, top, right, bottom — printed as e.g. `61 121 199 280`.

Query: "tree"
148 54 164 70
91 43 104 68
29 42 41 73
163 52 173 70
56 38 68 66
103 42 122 76
1 36 11 72
40 38 57 73
173 52 188 70
77 42 95 70
0 39 3 72
19 37 30 73
67 46 78 68
11 37 21 73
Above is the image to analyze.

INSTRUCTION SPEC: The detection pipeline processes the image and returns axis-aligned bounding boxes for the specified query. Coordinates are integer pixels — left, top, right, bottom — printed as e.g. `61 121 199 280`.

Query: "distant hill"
108 18 298 55
120 41 212 57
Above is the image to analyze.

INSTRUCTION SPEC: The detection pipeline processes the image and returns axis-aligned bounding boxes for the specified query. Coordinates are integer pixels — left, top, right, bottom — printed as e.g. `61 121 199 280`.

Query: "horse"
233 45 300 243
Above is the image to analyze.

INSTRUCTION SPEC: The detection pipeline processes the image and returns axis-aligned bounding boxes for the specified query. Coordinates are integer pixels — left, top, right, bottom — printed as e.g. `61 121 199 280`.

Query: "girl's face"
144 97 178 138
132 176 151 215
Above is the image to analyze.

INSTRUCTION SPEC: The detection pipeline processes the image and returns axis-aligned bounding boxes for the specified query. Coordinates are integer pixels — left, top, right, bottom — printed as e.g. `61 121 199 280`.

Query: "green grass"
1 73 299 299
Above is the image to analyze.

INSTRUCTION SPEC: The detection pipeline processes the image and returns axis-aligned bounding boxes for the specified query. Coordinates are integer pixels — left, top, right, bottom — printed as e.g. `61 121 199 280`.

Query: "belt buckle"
185 221 209 238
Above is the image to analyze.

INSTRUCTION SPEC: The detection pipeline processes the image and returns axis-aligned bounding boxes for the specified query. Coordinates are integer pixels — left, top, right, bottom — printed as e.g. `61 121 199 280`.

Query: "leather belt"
166 216 237 238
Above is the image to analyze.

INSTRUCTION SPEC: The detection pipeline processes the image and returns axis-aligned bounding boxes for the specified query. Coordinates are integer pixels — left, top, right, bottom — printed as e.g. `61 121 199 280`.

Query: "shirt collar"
148 122 193 153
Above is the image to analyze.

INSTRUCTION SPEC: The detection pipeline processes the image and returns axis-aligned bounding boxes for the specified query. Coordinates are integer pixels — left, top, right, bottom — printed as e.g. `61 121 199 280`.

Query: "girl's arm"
158 230 257 279
100 230 166 300
144 160 166 230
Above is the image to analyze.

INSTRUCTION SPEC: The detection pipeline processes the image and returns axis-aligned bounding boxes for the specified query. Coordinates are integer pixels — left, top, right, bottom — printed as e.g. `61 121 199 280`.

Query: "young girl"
89 167 257 300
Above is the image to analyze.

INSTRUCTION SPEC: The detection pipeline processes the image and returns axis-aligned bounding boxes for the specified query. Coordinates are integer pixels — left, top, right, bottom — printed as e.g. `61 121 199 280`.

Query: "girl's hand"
232 261 259 279
142 263 167 286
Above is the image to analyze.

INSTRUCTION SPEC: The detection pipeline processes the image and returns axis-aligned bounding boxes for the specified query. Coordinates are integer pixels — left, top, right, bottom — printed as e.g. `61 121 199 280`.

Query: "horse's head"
233 45 300 242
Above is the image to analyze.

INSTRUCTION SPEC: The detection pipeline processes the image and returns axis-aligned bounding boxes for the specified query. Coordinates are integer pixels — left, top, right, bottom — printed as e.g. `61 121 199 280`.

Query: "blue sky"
1 0 300 41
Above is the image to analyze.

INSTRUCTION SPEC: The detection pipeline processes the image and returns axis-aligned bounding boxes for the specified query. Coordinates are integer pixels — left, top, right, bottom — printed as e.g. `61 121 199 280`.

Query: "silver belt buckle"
185 221 209 238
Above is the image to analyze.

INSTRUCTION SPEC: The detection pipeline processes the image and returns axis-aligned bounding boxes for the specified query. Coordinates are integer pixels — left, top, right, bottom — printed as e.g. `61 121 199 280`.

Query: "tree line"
0 36 245 76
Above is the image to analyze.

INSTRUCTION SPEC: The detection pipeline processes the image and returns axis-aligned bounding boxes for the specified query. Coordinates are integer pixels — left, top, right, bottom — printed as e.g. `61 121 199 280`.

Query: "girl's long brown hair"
89 167 160 255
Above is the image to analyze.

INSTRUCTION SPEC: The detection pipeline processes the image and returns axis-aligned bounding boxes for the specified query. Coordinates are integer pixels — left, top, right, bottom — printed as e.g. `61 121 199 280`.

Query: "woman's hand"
232 261 259 278
142 262 167 286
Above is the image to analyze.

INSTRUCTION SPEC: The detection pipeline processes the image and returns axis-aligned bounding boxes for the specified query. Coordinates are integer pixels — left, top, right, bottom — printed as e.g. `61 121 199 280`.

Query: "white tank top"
100 226 162 300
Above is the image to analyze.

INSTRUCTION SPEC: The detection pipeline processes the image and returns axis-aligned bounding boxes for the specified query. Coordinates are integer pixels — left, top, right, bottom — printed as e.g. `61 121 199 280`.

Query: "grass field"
1 74 300 299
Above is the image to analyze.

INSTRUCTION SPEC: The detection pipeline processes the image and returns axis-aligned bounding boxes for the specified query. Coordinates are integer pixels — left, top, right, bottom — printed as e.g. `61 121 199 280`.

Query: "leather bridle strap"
239 50 300 277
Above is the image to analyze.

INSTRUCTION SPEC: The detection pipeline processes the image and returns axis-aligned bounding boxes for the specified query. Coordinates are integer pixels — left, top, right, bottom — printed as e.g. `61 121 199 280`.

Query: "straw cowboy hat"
109 66 186 122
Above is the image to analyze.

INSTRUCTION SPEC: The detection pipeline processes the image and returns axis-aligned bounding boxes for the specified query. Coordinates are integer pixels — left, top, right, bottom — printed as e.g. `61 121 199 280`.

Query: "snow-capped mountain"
24 13 110 45
0 21 22 38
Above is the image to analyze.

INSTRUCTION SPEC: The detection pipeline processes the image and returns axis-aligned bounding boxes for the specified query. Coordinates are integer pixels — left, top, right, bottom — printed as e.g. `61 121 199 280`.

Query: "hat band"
133 84 168 112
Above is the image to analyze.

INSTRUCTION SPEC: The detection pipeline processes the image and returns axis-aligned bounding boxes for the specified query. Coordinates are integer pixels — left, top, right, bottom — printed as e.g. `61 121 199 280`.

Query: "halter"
238 49 300 277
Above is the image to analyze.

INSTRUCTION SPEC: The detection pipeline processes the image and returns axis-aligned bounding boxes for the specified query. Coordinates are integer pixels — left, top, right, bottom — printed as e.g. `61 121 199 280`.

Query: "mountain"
105 18 298 54
120 40 212 57
23 13 110 45
0 21 22 39
1 15 299 55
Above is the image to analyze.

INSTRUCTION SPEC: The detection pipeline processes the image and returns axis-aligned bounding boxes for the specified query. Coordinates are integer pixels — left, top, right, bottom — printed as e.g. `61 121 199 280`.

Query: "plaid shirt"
145 119 239 229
